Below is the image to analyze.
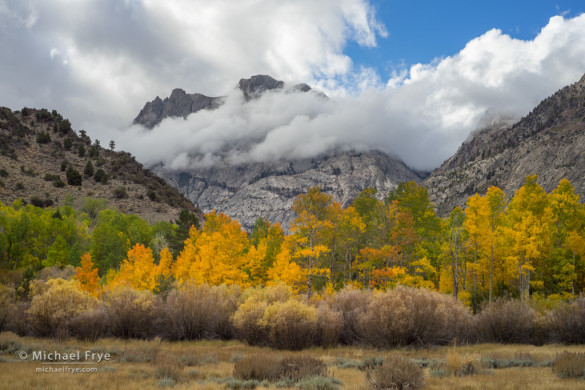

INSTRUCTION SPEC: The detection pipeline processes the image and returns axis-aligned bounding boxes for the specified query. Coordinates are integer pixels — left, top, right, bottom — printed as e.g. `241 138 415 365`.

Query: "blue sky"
347 1 585 79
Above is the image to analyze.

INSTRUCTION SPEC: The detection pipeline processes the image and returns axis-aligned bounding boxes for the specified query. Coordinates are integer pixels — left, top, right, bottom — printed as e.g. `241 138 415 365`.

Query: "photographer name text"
24 350 111 363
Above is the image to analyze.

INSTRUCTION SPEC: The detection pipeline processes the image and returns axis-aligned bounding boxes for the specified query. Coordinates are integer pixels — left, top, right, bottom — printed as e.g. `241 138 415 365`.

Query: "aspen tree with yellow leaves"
505 175 555 301
289 187 334 297
464 194 490 307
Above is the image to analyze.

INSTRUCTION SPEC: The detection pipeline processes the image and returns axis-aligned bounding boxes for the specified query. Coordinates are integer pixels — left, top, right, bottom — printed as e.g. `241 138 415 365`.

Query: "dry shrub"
316 304 343 348
7 301 30 336
38 265 76 281
260 299 318 350
0 269 24 286
549 296 585 344
0 331 22 354
234 354 282 381
0 284 14 331
446 349 479 376
104 286 160 338
280 355 328 382
552 351 585 379
365 355 425 390
233 354 327 383
358 286 469 347
325 287 372 344
27 279 96 337
232 284 291 345
153 351 185 381
258 283 293 303
164 283 240 340
69 307 108 341
232 297 268 345
474 299 541 344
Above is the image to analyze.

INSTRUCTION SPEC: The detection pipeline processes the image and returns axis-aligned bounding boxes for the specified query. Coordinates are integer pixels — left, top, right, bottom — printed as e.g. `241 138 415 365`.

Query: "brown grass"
1 334 585 389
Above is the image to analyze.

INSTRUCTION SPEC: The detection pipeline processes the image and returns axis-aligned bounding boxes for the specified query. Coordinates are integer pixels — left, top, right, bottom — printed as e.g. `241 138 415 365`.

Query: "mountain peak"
133 75 317 128
237 75 285 100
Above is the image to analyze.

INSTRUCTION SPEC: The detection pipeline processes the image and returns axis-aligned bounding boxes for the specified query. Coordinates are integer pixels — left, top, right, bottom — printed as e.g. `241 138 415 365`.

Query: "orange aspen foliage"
75 252 101 297
370 266 406 290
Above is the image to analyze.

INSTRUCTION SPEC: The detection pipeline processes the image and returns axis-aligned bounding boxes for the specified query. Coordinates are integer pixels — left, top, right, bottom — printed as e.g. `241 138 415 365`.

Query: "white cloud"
113 14 585 172
0 0 385 128
1 2 585 172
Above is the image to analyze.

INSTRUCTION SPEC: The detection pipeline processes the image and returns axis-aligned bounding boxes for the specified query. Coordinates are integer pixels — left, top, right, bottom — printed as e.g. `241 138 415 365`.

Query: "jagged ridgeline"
0 106 198 222
135 75 425 230
425 73 585 215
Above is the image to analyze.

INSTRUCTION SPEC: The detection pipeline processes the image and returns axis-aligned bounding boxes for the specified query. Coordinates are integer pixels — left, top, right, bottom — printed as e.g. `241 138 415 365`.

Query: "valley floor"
1 334 585 389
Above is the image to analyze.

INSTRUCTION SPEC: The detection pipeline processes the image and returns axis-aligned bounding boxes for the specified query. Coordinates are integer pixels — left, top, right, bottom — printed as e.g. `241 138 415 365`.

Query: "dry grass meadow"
1 332 585 390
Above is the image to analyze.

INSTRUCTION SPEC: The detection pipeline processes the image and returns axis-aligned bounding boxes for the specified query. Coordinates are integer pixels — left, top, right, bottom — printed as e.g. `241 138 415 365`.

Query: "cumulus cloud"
0 0 384 128
1 1 585 172
113 14 585 172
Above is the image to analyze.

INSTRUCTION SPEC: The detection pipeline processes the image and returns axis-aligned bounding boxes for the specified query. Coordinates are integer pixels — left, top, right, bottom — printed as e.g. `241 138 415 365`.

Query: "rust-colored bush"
164 283 240 340
233 354 282 381
316 304 343 348
69 307 108 341
233 354 327 383
104 286 160 338
260 299 318 350
365 355 425 390
280 355 328 382
325 287 372 344
474 299 541 344
549 296 585 344
358 286 470 347
7 301 30 336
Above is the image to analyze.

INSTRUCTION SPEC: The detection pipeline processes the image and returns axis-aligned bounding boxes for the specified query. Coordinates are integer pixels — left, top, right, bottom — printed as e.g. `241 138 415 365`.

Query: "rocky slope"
137 75 424 229
0 107 198 222
153 150 423 230
424 73 585 215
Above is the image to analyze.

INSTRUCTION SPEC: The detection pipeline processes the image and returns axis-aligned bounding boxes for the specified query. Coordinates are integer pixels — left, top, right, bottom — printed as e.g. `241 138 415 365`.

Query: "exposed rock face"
133 89 223 128
237 74 285 100
424 73 585 215
133 75 315 128
153 150 424 230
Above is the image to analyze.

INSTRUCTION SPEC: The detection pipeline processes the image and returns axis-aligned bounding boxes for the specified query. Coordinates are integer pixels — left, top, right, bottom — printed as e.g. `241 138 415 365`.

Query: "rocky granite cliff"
424 73 585 215
152 150 423 230
133 89 223 129
133 75 316 128
136 75 424 229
